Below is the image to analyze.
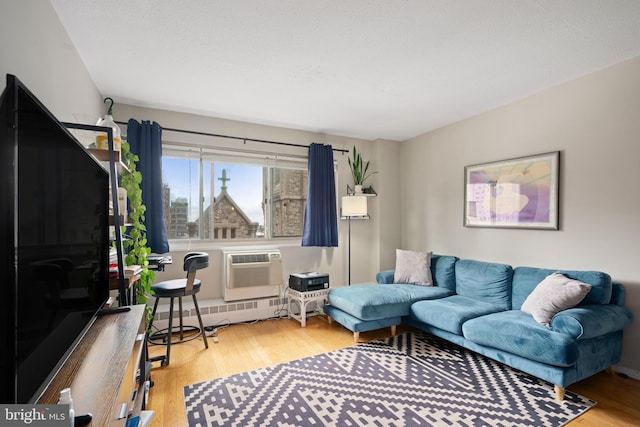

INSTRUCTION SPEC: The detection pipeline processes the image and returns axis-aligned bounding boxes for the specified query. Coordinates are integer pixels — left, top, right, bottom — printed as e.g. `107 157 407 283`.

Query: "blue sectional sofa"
323 255 633 400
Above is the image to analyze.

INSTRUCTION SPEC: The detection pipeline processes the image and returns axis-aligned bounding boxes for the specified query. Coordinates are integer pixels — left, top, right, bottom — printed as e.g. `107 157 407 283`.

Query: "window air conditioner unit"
223 250 283 302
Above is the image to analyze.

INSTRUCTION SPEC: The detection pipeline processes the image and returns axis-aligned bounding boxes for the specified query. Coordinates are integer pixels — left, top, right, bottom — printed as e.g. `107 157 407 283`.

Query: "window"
162 144 308 241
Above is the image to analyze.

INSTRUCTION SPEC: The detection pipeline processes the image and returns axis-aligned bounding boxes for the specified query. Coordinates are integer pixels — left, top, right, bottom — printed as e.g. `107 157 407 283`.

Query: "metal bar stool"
148 252 209 366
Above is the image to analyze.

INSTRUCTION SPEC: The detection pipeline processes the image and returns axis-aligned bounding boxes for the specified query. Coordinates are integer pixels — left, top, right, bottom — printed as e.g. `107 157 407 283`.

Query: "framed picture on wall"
463 151 560 229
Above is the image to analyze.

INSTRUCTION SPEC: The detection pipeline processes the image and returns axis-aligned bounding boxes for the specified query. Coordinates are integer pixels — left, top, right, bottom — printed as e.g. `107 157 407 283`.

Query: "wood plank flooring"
146 315 640 426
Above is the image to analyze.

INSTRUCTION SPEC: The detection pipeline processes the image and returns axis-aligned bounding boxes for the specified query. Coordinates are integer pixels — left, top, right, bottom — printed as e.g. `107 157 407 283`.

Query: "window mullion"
198 148 204 240
210 163 215 240
265 166 271 239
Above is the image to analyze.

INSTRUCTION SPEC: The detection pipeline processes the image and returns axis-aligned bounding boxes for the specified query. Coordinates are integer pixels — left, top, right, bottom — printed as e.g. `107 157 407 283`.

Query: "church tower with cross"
198 168 258 239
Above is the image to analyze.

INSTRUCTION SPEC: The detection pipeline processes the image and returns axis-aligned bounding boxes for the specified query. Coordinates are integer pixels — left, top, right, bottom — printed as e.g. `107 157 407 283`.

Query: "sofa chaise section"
324 254 457 341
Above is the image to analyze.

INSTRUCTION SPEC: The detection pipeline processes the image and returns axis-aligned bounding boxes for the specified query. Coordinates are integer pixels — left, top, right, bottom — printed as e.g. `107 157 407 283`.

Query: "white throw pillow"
521 272 592 326
393 249 433 286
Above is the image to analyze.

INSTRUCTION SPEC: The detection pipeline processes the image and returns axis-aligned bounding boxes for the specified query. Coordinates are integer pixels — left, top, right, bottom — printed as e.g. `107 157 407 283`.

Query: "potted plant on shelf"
120 141 155 326
348 146 377 194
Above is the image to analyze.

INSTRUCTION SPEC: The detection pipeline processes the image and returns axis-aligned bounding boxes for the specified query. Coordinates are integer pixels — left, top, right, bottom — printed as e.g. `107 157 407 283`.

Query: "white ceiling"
50 0 640 141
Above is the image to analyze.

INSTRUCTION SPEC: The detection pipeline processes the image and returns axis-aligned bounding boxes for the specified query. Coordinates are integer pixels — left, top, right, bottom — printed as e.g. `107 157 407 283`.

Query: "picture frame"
464 151 559 229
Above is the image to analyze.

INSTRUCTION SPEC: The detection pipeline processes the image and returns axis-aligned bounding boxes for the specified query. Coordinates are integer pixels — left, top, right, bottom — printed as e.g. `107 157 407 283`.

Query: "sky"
162 158 265 225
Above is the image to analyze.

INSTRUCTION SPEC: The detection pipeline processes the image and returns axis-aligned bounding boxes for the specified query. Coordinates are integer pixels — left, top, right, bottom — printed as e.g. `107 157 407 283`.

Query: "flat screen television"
0 74 110 403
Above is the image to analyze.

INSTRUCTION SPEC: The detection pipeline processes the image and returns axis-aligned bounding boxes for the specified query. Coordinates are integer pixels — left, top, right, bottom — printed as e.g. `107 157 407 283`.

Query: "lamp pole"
348 216 352 286
342 194 367 288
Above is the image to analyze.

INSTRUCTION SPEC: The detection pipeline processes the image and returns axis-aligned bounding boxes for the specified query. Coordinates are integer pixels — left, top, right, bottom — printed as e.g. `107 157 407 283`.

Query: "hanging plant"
348 145 377 186
120 141 155 326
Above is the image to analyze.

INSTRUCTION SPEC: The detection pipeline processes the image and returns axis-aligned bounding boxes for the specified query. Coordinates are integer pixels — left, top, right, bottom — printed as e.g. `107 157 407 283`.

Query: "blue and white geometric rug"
184 332 595 426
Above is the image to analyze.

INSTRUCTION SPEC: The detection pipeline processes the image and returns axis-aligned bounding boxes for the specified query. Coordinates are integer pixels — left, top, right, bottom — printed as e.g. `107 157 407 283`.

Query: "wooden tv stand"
37 304 149 426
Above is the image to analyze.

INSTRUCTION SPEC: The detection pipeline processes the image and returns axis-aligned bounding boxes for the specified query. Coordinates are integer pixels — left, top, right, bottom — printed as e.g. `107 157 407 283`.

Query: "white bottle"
96 97 122 152
58 387 75 427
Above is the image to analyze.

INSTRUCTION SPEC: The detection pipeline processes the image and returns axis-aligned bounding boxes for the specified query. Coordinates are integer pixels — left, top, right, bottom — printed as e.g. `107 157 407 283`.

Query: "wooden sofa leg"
390 325 397 336
353 331 360 342
327 316 333 324
606 366 616 376
554 385 565 401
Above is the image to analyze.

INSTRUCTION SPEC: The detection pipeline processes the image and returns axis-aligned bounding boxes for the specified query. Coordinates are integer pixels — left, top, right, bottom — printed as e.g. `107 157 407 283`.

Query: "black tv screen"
0 75 110 403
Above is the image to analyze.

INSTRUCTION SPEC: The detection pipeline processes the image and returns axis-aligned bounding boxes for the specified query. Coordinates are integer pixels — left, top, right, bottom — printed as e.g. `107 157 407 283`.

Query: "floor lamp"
341 195 368 286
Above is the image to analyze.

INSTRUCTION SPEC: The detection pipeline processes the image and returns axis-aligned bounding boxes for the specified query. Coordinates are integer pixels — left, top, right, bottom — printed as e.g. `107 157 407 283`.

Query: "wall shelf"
340 215 370 220
88 148 129 174
346 184 377 196
88 147 121 163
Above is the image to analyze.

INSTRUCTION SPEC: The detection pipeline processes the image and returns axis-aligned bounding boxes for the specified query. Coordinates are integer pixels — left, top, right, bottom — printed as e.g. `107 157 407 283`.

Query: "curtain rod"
115 120 349 154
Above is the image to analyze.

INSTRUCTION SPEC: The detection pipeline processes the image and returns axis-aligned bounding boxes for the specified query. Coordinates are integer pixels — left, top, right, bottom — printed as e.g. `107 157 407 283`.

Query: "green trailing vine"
120 141 155 325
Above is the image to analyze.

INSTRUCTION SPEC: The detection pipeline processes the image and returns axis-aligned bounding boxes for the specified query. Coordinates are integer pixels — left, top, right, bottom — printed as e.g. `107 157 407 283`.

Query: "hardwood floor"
146 315 640 426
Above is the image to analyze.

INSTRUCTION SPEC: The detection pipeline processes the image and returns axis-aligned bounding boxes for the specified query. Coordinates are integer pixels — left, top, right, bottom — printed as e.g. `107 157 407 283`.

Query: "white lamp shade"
342 195 368 217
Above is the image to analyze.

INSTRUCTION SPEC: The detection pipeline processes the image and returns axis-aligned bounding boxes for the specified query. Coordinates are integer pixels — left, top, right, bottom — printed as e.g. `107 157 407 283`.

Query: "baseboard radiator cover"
150 296 290 330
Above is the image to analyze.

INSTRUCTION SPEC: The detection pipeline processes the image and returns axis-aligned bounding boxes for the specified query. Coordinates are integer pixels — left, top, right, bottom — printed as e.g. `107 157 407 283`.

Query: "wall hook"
103 97 115 115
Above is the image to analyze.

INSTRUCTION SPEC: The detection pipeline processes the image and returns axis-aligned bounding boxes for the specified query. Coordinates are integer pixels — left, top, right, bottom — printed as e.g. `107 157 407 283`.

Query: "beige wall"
112 104 388 298
0 0 393 306
401 56 640 375
0 0 392 300
0 0 102 122
7 0 636 378
370 138 402 274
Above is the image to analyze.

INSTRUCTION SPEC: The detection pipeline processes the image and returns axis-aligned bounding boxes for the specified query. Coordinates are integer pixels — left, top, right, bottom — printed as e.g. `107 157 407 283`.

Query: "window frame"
161 141 317 245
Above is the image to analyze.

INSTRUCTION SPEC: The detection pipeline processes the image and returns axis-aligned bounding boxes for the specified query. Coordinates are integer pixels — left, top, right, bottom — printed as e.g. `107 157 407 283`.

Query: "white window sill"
166 237 302 252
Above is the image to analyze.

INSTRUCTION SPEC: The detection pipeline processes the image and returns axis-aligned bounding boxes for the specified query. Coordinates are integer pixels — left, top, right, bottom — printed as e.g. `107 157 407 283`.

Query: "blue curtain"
302 143 338 247
127 119 170 254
